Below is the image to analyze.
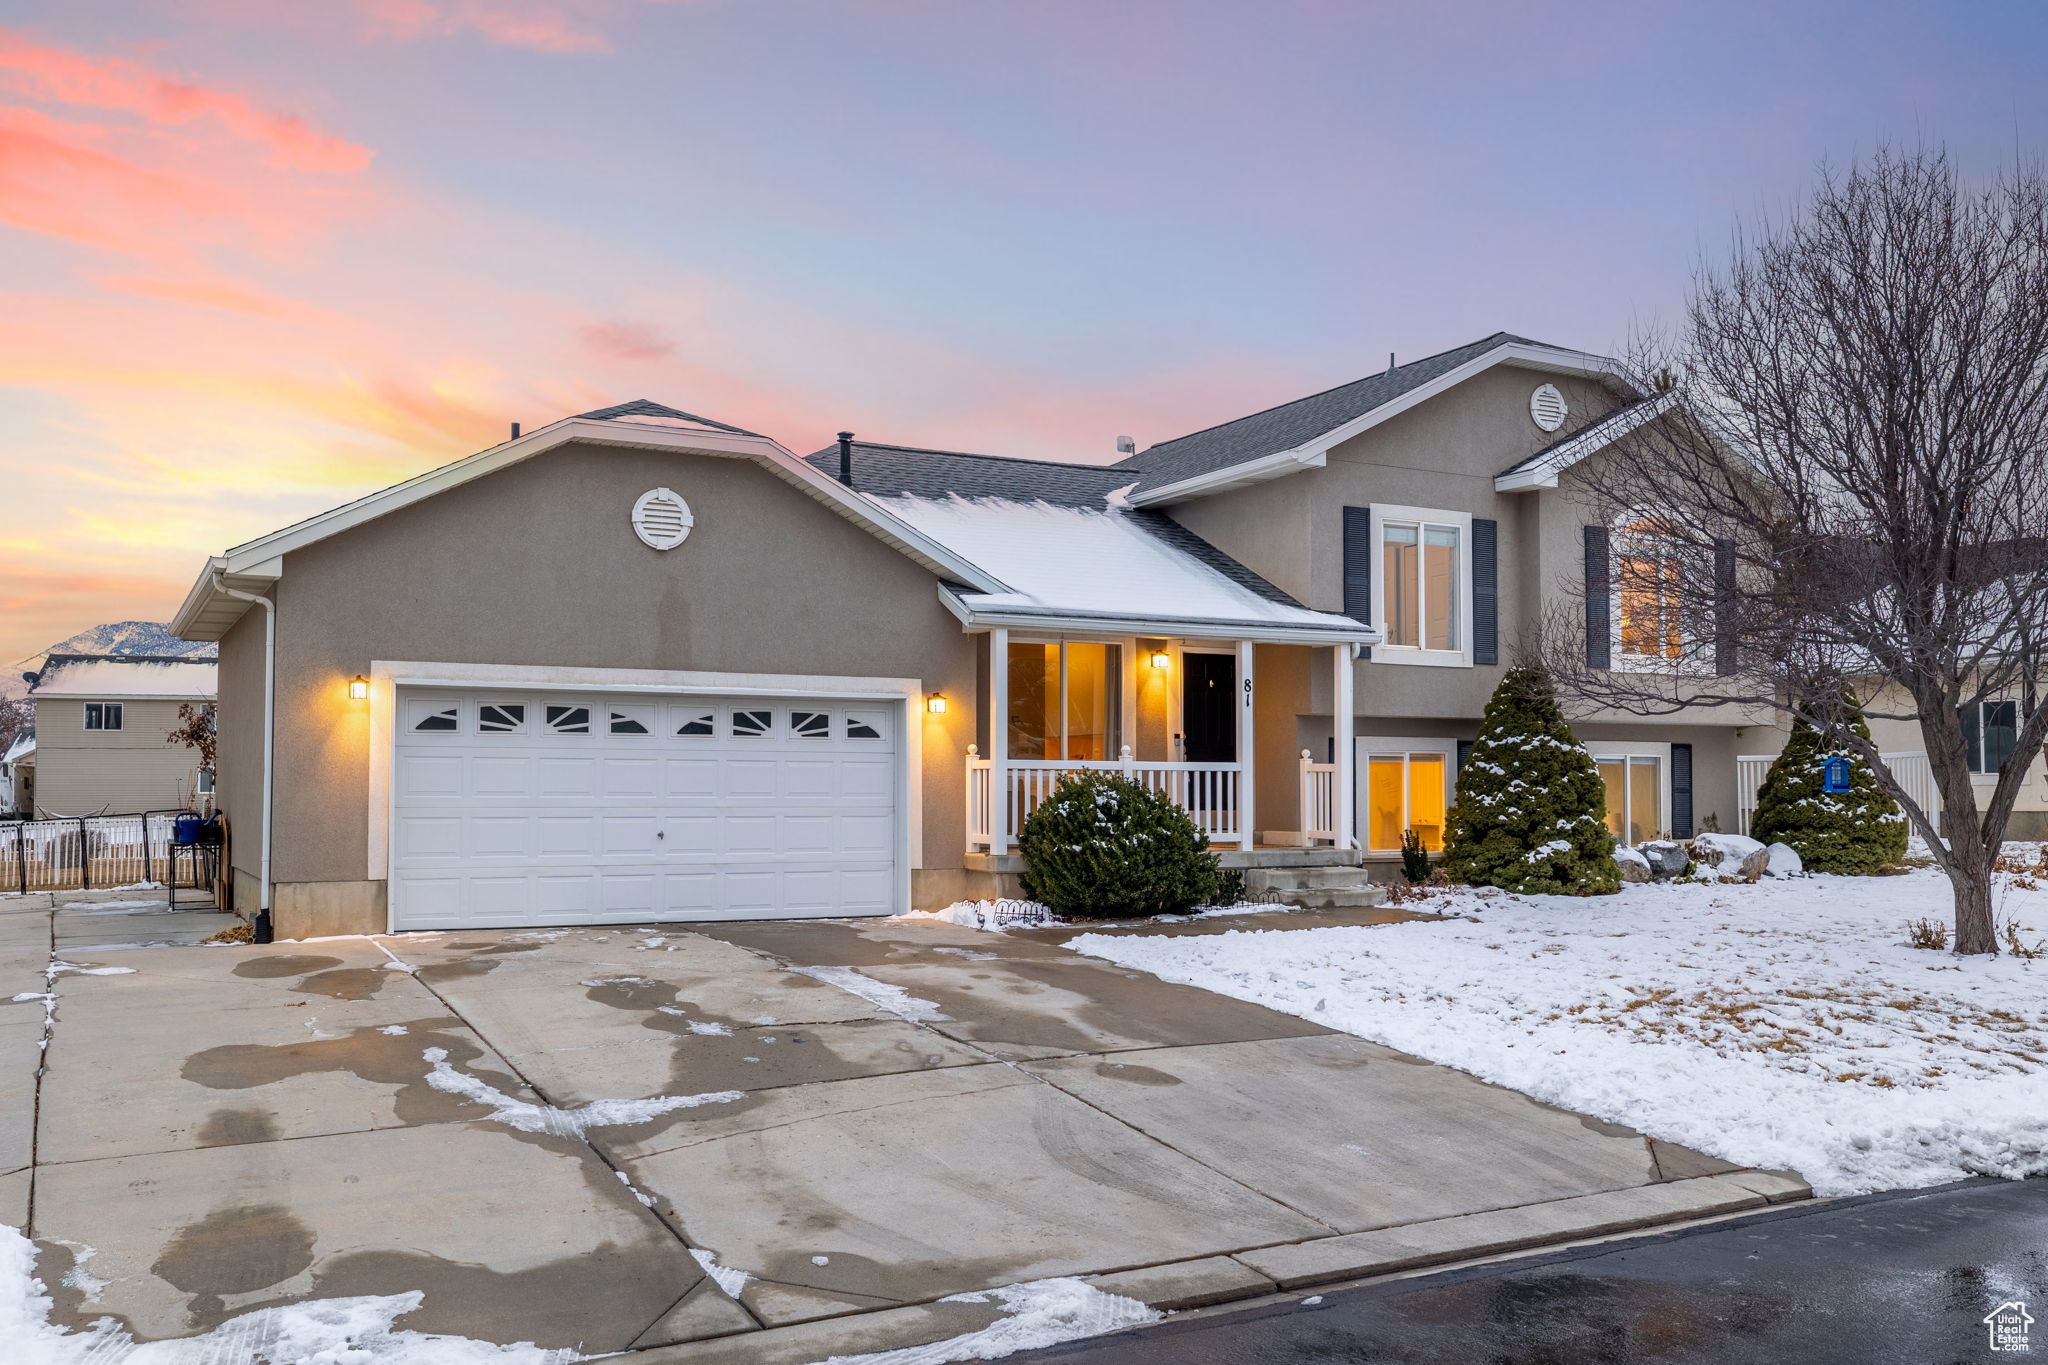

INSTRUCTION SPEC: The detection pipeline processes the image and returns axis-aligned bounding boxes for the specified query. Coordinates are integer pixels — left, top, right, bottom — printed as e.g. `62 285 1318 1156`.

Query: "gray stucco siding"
243 441 975 897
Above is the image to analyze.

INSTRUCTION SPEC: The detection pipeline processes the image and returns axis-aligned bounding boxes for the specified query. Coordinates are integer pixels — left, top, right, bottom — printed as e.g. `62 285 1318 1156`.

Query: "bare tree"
0 693 27 754
1543 147 2048 955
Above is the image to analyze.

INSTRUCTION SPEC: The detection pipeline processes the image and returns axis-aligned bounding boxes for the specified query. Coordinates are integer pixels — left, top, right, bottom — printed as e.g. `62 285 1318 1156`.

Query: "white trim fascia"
1128 340 1642 508
935 584 1379 646
367 660 926 920
174 419 1011 642
1496 390 1678 492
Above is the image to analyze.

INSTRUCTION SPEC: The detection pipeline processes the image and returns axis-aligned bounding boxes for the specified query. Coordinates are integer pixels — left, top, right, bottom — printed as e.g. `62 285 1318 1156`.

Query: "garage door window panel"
546 705 591 735
478 704 526 733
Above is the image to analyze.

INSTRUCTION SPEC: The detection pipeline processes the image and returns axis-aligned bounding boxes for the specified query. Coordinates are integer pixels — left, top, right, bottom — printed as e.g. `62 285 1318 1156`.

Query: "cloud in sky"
580 320 678 360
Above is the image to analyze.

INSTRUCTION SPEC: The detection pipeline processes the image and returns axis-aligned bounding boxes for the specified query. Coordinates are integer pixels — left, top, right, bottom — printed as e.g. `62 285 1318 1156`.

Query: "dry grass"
1905 918 1950 950
202 921 254 944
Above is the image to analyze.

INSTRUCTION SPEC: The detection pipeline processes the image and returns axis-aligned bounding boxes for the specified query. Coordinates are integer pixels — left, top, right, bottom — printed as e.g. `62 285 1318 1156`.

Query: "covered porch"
960 623 1369 857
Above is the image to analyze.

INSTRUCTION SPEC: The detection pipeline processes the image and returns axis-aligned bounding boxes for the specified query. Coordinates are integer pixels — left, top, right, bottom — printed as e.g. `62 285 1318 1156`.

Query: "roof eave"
937 585 1381 645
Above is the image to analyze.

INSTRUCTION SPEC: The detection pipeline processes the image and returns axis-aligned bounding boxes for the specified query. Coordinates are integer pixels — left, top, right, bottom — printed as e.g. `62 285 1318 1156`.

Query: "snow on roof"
2 731 31 765
31 658 217 699
876 495 1363 631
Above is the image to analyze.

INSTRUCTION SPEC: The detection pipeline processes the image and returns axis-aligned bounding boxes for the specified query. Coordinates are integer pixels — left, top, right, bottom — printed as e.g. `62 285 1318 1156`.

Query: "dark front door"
1182 653 1237 763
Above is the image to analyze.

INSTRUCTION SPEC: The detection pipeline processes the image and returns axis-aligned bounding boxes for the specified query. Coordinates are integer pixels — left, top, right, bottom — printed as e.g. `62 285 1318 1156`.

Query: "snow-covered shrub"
1750 705 1908 874
1442 666 1620 896
1018 772 1221 918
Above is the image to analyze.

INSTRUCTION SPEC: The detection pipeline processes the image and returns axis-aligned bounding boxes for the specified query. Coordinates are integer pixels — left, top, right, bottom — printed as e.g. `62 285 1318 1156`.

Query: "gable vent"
631 487 694 550
1530 383 1569 433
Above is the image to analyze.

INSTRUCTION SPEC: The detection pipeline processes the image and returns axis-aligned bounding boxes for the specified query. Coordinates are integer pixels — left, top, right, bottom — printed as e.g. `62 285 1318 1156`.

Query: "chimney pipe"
837 431 855 486
510 421 521 439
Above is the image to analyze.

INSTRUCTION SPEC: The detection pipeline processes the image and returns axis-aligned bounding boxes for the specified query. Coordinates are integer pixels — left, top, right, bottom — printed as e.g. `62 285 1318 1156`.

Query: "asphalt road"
1020 1179 2048 1364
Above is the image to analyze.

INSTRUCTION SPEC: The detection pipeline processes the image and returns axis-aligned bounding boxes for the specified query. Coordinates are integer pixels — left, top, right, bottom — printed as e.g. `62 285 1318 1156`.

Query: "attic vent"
1530 383 1568 433
631 487 694 550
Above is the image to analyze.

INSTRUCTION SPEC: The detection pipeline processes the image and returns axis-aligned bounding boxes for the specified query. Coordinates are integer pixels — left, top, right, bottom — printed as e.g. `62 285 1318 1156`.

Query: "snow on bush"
1069 868 2048 1196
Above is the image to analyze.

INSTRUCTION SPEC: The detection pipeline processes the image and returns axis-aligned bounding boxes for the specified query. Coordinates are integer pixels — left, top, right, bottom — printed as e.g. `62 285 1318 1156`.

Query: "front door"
1182 653 1237 763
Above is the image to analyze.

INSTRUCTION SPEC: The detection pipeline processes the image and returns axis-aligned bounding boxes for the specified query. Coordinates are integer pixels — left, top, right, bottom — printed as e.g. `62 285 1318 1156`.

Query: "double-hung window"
84 702 124 731
1614 517 1690 664
1961 700 2019 775
1372 506 1471 665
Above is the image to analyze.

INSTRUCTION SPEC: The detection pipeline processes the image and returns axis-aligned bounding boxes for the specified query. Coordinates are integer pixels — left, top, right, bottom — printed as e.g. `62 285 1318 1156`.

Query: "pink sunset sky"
3 0 2045 671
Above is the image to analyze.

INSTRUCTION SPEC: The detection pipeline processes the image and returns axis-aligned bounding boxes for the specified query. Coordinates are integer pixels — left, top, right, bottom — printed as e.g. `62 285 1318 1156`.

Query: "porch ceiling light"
1149 651 1172 670
926 693 948 714
347 675 369 701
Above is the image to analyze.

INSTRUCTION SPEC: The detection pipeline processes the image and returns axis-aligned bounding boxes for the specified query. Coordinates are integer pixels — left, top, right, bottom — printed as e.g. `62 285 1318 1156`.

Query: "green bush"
1751 701 1909 874
1400 828 1432 883
1018 772 1222 918
1442 666 1620 896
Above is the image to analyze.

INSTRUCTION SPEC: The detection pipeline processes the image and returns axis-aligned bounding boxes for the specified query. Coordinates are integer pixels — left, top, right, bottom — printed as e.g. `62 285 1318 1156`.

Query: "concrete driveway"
3 892 1810 1362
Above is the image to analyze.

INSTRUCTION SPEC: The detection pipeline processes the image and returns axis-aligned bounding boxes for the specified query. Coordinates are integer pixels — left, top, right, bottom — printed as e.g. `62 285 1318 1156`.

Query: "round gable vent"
1530 383 1569 433
632 487 694 549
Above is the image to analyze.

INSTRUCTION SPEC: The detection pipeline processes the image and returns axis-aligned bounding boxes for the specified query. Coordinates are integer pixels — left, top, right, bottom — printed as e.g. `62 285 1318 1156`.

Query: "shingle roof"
802 439 1132 507
1115 332 1543 495
576 398 764 438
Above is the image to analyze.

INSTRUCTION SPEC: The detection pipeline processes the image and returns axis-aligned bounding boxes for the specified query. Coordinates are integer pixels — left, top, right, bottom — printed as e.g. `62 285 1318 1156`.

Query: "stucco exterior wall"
31 696 209 817
216 608 266 907
233 440 975 931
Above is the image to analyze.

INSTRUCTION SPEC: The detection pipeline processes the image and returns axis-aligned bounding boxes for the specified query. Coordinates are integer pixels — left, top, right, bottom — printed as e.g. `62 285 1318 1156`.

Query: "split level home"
173 331 1895 938
15 654 217 818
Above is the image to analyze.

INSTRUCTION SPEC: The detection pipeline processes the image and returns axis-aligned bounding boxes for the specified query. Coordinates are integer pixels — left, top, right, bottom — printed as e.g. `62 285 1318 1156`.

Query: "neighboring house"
171 334 1803 938
0 725 30 815
20 655 217 817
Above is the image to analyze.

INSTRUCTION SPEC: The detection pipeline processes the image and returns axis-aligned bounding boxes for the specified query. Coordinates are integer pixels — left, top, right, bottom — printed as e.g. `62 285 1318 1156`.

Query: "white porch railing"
966 746 1242 850
1299 749 1338 844
1736 750 1941 836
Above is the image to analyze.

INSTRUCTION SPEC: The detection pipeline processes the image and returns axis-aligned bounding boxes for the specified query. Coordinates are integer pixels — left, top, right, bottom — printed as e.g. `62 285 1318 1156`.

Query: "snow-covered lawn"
1069 863 2048 1196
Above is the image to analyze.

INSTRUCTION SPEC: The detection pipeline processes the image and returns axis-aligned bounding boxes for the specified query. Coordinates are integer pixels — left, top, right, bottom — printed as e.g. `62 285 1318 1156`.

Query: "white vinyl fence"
1736 751 1940 836
0 813 209 895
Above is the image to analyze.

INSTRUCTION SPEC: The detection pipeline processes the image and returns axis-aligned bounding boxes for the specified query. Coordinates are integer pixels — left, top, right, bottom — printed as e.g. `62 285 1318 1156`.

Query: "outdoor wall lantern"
926 694 948 714
347 676 370 701
1149 651 1172 670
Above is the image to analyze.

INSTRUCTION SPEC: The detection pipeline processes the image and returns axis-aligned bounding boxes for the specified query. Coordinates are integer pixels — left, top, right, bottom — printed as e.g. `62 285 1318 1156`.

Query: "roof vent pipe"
510 422 521 439
837 431 855 487
1387 353 1396 372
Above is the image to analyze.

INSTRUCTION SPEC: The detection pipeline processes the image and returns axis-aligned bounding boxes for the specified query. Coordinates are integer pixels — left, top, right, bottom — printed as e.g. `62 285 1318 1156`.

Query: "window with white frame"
1614 517 1691 663
1355 738 1454 852
1961 699 2019 774
83 702 124 731
195 768 215 796
1585 740 1672 843
1007 640 1121 760
1372 506 1470 664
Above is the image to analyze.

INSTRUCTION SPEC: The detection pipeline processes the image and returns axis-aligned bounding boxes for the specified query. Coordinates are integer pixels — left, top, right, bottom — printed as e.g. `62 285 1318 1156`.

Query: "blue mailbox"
1821 756 1852 793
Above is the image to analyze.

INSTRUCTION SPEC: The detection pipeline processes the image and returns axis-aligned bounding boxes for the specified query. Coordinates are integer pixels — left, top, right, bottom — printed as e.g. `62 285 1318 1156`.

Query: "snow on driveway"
1069 866 2048 1196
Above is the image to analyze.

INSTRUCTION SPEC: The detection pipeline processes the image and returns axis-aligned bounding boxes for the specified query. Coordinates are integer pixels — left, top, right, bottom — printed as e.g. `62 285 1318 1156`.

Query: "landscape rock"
1765 842 1804 878
1638 840 1690 879
1614 845 1653 883
1692 832 1769 883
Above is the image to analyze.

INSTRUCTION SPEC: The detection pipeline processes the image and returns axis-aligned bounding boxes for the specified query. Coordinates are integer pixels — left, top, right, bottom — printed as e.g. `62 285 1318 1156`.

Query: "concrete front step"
1246 867 1379 891
1259 886 1389 910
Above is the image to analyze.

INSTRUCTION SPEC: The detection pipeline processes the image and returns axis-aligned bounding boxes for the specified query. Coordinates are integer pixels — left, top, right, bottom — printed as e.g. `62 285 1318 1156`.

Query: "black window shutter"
1670 742 1693 838
1472 518 1498 665
1713 538 1737 675
1584 525 1611 669
1343 506 1373 661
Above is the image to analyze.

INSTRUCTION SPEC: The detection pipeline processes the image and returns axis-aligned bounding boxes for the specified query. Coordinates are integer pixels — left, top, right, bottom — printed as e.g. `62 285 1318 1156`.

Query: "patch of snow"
614 1170 657 1208
29 657 215 699
45 962 133 978
378 1025 410 1036
792 966 950 1023
420 1047 743 1137
0 1223 580 1364
1301 1295 1324 1306
689 1247 751 1298
9 993 52 1005
1766 842 1805 877
804 1277 1161 1364
812 1255 832 1266
1068 868 2048 1197
56 901 168 914
901 899 1054 930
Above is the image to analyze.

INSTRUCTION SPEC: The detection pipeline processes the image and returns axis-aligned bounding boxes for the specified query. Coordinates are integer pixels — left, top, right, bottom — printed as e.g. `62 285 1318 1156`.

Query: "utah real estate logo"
1985 1302 2034 1353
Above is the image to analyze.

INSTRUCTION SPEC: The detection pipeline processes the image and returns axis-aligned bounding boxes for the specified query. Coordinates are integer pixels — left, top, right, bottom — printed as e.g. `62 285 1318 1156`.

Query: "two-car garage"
389 687 904 931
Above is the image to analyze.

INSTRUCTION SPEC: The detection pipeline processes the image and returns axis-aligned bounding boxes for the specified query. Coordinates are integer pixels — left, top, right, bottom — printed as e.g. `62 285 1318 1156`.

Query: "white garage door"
390 689 901 930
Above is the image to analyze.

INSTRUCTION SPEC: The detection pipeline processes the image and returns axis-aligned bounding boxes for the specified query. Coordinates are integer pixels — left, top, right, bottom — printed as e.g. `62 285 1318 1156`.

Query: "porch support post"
989 627 1009 853
1236 639 1256 848
1333 643 1356 850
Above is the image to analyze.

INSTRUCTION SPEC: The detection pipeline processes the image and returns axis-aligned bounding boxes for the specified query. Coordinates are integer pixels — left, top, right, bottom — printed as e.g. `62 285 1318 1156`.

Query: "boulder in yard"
1692 831 1769 883
1639 839 1690 879
1614 844 1653 883
1765 842 1805 877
